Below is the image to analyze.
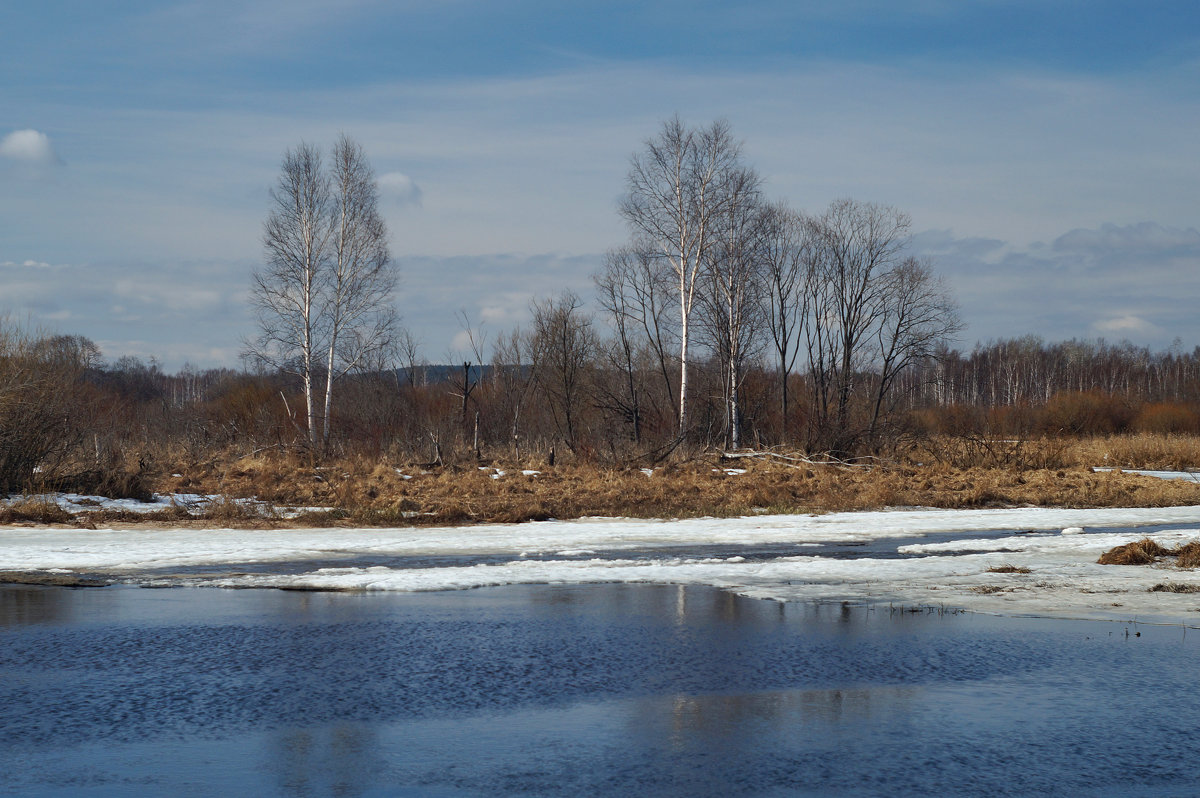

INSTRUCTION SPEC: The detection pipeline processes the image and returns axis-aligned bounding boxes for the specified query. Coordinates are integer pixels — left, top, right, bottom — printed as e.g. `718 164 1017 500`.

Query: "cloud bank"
915 221 1200 351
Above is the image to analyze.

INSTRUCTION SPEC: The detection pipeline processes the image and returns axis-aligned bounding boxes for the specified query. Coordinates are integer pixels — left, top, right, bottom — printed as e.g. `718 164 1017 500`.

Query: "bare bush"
0 326 93 493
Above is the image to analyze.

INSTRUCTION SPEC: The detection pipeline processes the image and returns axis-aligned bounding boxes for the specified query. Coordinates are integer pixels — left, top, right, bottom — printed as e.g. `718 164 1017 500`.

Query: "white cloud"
1092 315 1165 337
378 171 422 205
450 329 475 354
0 129 59 164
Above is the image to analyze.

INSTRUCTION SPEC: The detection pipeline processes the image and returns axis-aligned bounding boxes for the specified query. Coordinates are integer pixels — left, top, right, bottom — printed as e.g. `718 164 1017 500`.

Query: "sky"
1 0 1198 370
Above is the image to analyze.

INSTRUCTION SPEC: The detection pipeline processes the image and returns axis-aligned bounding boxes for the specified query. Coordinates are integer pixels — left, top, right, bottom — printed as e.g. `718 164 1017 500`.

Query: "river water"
2 582 1198 797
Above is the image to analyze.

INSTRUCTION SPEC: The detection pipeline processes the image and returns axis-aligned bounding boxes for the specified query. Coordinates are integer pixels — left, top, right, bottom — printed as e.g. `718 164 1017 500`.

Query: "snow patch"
1093 468 1200 482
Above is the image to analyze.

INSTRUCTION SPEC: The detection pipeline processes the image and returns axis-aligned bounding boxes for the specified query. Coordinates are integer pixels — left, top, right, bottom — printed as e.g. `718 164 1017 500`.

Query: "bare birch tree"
247 137 396 450
323 134 395 446
249 142 332 448
620 117 741 438
699 166 766 450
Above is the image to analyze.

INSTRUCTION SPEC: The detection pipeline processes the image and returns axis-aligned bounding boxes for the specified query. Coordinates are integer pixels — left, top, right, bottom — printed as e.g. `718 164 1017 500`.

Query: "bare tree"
249 142 332 447
528 291 596 453
322 134 396 446
594 244 679 430
620 117 742 438
801 199 960 455
0 325 93 491
866 256 962 444
699 166 766 450
594 249 646 444
492 326 537 458
759 202 815 442
247 137 396 450
801 199 913 454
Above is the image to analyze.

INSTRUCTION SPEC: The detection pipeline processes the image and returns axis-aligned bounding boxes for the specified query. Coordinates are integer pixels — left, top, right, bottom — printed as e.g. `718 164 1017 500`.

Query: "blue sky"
2 1 1199 369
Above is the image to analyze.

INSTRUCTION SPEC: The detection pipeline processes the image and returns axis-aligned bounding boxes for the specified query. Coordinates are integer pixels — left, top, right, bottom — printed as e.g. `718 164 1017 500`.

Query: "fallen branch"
720 449 887 469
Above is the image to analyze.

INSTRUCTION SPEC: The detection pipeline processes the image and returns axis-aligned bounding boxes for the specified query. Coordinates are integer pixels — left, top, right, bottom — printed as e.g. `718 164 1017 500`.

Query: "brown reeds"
1097 538 1172 565
1173 541 1200 569
0 499 72 525
129 451 1200 527
1097 537 1200 569
1149 583 1200 593
6 439 1200 528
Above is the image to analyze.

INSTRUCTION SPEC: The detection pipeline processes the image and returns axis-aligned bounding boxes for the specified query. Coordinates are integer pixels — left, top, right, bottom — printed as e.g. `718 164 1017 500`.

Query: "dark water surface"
2 583 1198 797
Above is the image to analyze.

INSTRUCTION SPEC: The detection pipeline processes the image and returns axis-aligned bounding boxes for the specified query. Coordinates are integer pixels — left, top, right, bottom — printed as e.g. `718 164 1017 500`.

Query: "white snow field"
5 506 1200 623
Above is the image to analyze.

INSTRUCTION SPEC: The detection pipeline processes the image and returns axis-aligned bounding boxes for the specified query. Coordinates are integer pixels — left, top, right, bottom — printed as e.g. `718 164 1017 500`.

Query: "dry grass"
123 446 1200 528
909 436 1071 470
986 564 1032 574
0 499 73 525
1149 582 1200 593
8 435 1200 529
910 433 1200 472
1174 541 1200 569
1097 538 1172 565
1068 434 1200 471
1097 537 1200 569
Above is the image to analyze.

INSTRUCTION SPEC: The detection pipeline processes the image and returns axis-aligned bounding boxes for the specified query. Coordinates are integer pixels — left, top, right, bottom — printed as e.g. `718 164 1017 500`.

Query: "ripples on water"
2 583 1198 797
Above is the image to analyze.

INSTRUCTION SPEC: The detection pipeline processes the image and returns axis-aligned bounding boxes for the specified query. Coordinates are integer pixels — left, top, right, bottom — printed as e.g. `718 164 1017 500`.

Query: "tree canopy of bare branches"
698 165 766 449
802 199 960 454
247 136 397 450
620 116 744 438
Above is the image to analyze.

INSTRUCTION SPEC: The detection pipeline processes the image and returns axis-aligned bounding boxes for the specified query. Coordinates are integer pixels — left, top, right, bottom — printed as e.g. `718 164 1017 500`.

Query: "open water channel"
2 582 1199 796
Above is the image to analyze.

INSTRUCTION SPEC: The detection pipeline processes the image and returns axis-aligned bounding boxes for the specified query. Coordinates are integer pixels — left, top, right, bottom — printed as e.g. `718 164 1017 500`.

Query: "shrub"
1133 403 1200 435
1041 391 1135 436
0 327 93 493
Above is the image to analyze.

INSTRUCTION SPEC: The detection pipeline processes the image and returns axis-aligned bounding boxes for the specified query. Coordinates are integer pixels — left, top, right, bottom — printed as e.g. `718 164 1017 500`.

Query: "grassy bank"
8 433 1200 528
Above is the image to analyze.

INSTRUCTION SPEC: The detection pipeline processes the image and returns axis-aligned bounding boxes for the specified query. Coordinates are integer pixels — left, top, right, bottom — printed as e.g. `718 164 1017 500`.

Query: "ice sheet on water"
5 505 1200 622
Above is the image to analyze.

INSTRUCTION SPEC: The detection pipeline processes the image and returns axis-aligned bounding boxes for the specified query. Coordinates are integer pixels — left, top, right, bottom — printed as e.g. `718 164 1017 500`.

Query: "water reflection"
4 583 1200 797
0 585 73 627
268 725 381 798
655 684 921 747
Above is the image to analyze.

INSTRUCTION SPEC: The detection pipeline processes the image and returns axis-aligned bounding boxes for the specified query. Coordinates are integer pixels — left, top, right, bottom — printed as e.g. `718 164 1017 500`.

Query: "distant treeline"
2 328 1197 495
